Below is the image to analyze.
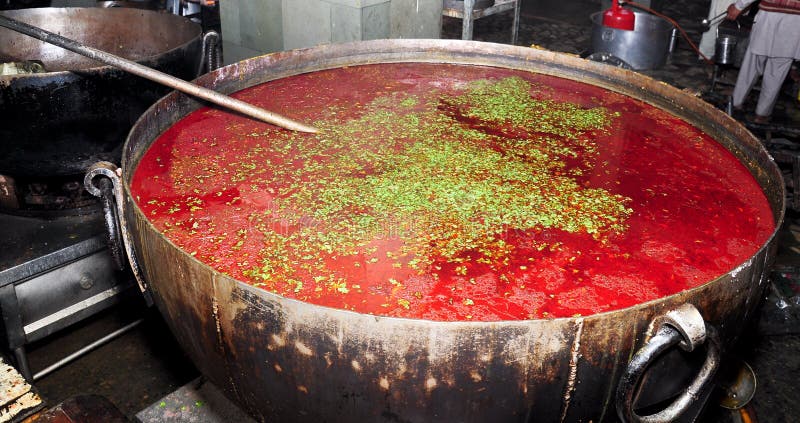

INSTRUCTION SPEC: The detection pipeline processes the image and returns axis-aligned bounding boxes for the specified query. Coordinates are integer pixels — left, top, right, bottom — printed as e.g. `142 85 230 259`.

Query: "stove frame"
0 211 133 380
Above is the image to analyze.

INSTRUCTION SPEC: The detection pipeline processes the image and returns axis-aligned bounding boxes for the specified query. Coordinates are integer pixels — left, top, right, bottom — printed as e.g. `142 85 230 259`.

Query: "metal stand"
442 0 521 44
710 64 723 93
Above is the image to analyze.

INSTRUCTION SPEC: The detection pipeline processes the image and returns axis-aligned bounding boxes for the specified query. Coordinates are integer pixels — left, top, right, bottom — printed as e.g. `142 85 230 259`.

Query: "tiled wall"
220 0 442 64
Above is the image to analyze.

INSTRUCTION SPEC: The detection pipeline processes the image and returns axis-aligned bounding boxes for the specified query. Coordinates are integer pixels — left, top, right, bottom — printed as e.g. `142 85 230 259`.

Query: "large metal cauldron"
0 7 202 177
94 40 783 422
590 10 674 70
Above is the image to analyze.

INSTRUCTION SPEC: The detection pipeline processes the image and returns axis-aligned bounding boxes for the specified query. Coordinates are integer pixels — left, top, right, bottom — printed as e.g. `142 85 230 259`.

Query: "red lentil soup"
130 63 774 321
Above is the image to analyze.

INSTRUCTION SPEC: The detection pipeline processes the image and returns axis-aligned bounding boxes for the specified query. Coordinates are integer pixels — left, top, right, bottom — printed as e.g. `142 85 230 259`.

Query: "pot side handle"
197 30 222 77
84 161 153 306
615 303 720 423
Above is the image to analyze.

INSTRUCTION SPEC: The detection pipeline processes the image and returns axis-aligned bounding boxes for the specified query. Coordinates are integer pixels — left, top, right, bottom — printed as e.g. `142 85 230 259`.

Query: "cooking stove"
0 174 133 381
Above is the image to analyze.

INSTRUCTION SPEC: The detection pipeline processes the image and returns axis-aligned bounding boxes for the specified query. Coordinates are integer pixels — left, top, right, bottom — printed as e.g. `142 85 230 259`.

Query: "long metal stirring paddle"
0 14 318 133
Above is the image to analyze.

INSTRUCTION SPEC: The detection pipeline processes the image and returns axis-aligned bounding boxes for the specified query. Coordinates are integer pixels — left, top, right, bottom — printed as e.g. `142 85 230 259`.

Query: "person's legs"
754 56 794 118
732 52 767 109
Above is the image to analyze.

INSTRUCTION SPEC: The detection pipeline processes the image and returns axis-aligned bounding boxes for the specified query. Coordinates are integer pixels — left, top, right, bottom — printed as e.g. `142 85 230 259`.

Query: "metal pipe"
0 14 318 133
32 318 144 382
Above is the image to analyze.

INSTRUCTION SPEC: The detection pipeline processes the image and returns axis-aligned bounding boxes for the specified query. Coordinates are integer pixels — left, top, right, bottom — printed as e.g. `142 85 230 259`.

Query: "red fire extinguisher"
602 0 635 30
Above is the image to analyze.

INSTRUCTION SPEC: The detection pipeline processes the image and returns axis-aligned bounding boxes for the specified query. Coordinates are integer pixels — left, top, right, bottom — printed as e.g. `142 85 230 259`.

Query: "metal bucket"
715 34 739 65
718 20 751 68
590 10 674 70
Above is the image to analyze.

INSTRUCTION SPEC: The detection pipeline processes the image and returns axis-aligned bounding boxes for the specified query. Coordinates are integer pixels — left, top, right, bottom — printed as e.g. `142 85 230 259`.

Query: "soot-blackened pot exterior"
119 40 784 422
0 7 202 177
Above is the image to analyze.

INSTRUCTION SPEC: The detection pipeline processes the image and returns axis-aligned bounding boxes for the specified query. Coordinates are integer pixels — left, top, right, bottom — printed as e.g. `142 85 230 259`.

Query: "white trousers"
732 52 794 117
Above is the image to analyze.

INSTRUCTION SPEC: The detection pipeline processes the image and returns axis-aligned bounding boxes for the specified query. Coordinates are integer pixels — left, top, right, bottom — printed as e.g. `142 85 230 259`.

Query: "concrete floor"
18 0 800 422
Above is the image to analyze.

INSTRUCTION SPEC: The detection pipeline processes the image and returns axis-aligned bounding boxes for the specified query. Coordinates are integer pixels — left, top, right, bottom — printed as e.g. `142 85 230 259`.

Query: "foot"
753 114 771 124
730 104 745 120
